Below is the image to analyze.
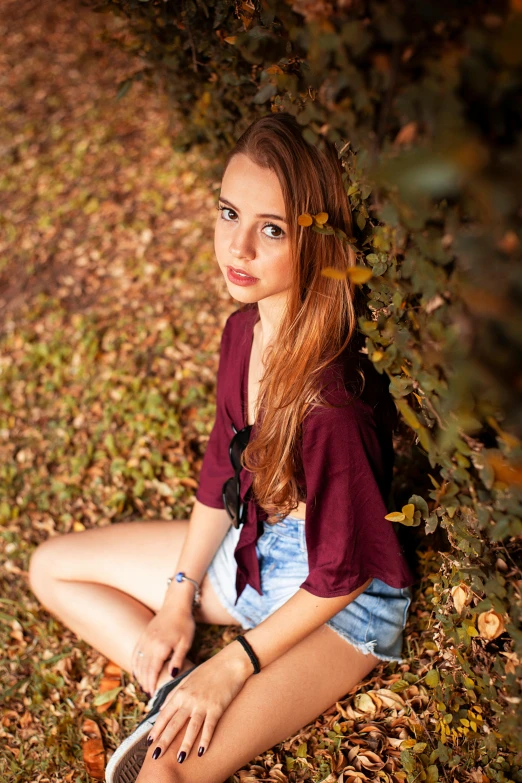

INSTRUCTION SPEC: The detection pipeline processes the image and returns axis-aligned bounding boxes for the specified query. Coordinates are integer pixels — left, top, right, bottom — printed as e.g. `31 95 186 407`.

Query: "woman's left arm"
148 580 371 763
238 580 372 667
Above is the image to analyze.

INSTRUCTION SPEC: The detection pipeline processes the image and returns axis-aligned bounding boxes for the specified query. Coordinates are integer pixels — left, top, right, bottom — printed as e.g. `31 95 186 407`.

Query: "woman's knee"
28 534 68 597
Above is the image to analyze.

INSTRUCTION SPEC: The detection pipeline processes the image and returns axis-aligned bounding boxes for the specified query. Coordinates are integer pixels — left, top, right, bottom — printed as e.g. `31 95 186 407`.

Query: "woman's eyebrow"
218 196 287 223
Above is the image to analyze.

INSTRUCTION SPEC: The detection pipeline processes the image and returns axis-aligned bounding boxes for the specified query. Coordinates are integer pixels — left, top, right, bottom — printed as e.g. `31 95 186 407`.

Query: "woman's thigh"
28 520 239 626
135 623 381 783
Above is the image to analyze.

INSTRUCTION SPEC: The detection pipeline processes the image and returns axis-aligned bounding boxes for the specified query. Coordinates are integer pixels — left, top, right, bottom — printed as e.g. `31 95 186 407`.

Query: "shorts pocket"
271 516 307 557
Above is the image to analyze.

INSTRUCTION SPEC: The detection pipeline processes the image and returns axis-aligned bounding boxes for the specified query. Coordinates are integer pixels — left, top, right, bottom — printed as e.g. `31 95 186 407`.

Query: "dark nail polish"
171 666 179 677
177 750 186 763
152 747 162 760
198 746 205 757
147 736 153 746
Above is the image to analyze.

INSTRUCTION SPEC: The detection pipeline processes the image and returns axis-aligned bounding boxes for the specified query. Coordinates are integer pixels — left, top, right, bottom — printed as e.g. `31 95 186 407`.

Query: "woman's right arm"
132 499 232 695
162 498 232 612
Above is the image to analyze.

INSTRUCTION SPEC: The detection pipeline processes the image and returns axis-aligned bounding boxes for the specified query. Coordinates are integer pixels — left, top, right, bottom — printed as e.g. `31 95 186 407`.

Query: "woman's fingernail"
171 666 179 677
198 746 205 757
177 750 186 763
152 747 162 760
147 736 153 746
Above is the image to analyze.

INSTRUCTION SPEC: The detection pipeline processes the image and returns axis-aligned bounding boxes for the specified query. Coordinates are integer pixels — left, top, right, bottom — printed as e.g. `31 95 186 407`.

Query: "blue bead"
175 572 184 583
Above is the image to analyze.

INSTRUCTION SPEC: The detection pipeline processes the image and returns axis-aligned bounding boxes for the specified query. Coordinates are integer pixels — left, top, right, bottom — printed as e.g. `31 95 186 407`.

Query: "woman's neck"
255 294 288 352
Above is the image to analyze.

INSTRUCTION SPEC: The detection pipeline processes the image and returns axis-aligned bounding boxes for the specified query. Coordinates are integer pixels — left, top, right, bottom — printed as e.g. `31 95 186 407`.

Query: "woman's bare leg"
135 623 381 783
28 520 239 690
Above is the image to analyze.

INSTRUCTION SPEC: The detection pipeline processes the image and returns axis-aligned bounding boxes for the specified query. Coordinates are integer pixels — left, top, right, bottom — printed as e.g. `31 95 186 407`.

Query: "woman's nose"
229 227 255 260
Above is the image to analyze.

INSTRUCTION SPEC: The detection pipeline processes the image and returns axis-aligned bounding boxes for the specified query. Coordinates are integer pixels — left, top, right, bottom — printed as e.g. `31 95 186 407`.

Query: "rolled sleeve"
195 320 235 509
299 392 413 597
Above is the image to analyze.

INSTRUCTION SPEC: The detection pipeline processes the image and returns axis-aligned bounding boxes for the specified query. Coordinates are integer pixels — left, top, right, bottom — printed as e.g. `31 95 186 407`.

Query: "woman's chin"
225 282 261 303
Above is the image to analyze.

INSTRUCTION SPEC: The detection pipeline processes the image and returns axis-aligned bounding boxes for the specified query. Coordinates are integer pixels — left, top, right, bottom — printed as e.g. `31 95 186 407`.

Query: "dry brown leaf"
357 724 383 734
347 746 359 762
477 610 506 640
81 718 105 780
268 770 288 783
374 689 406 710
394 122 418 146
19 711 33 728
451 583 473 614
95 660 122 714
103 661 122 679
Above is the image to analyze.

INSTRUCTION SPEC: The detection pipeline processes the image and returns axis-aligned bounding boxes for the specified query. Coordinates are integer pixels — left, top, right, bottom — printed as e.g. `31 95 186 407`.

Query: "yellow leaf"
485 453 522 486
298 213 313 226
396 399 421 430
92 686 122 707
73 521 86 532
314 212 329 225
402 503 415 521
224 36 237 44
384 511 406 522
354 693 376 713
321 266 346 280
347 266 373 284
372 350 384 362
425 669 440 688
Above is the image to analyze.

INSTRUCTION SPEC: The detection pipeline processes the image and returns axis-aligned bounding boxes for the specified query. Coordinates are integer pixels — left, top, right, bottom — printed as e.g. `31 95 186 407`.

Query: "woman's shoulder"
306 345 398 431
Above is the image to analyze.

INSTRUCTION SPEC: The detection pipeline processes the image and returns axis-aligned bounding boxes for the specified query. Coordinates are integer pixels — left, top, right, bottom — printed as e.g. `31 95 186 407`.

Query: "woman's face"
214 153 293 306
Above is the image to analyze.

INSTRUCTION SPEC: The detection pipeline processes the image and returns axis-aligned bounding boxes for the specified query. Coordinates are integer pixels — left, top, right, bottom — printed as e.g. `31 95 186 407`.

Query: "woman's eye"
217 205 285 241
263 224 285 240
218 206 236 221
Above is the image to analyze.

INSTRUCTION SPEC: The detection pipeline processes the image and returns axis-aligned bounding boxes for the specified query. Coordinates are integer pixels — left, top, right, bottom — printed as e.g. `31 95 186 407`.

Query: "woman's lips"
227 266 259 286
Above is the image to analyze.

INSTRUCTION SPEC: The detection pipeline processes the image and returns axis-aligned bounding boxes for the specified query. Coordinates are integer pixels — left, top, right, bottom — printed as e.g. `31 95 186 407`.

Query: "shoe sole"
105 666 196 783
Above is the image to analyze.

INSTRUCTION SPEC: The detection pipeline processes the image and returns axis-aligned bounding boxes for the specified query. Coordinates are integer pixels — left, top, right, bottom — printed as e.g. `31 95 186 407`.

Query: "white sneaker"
105 666 196 783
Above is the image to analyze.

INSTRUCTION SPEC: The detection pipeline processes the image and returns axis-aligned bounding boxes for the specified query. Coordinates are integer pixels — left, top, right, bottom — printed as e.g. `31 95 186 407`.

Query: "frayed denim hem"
324 619 405 664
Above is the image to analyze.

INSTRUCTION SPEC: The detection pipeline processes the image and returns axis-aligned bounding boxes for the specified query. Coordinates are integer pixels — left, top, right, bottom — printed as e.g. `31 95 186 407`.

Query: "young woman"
29 112 415 783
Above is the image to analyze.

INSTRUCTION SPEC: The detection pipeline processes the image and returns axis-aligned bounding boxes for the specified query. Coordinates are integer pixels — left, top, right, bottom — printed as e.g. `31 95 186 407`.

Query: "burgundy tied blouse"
195 305 415 605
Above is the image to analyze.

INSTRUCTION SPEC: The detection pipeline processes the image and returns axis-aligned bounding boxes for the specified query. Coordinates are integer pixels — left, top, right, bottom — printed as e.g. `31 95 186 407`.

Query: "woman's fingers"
143 652 167 697
149 704 192 758
197 710 220 757
172 711 206 762
169 641 190 678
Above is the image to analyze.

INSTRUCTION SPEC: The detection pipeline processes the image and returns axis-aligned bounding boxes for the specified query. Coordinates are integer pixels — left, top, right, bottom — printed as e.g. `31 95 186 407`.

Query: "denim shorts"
206 515 413 664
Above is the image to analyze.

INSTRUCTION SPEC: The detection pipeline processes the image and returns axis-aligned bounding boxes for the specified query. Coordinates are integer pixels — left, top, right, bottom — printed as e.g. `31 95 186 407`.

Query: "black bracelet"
235 634 261 675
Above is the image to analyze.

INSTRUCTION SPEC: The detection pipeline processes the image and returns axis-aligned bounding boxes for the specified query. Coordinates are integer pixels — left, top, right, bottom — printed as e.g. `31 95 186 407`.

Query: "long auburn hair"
224 113 368 524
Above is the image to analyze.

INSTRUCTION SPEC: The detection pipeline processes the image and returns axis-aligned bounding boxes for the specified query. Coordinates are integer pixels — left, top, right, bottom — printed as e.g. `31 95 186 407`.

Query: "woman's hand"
132 603 196 697
147 641 253 762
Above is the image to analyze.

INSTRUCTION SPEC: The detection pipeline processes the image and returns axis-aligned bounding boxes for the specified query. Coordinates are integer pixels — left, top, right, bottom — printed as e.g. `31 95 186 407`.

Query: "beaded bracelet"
167 571 201 607
235 634 261 674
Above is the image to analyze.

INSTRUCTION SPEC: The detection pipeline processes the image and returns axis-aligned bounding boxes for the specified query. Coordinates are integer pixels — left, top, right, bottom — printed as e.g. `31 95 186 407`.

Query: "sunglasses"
222 422 253 529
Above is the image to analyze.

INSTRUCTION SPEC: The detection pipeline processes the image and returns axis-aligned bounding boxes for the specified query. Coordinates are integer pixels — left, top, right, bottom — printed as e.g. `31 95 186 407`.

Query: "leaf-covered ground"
0 2 489 783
